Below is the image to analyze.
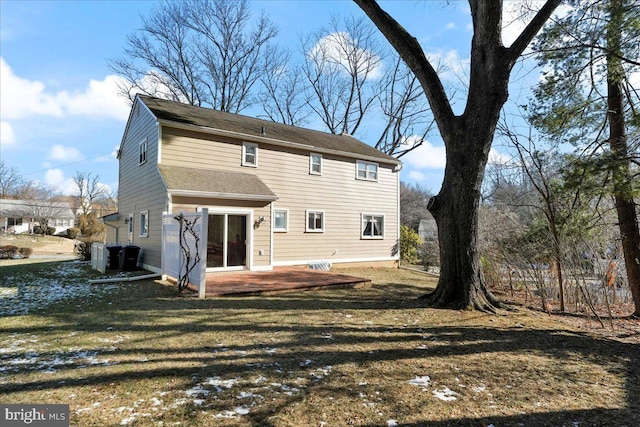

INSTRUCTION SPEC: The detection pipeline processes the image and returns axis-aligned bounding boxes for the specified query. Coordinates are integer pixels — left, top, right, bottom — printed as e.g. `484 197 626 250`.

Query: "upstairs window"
356 160 378 181
306 210 324 233
242 142 258 167
310 153 322 175
139 139 148 165
361 214 384 239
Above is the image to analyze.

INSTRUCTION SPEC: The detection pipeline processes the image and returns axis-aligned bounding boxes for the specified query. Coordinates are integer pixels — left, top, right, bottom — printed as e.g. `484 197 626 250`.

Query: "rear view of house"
106 95 401 273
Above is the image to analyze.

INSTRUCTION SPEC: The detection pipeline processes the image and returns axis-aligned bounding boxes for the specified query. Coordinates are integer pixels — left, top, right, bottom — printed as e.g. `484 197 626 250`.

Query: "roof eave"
168 190 278 202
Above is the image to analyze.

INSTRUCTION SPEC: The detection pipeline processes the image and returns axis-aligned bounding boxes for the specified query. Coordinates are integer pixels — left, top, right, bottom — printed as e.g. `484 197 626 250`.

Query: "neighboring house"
106 95 402 274
0 199 75 235
418 215 438 242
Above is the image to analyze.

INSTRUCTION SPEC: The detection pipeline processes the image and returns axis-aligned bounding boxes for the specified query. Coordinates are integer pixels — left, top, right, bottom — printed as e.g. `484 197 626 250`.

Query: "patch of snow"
472 385 486 393
387 420 398 427
234 405 250 415
432 387 457 401
408 376 431 387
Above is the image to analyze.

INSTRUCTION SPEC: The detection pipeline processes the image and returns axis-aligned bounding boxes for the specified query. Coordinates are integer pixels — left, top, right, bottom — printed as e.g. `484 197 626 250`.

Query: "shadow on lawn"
2 280 639 426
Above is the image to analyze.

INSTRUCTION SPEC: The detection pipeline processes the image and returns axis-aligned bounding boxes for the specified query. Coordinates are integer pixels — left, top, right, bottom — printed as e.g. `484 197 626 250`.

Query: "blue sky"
1 0 540 197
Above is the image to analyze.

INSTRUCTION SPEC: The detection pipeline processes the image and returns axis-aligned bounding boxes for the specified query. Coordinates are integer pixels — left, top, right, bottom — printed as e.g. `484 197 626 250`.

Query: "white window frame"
356 160 378 181
309 153 322 175
127 213 134 235
306 210 325 233
242 142 258 167
361 213 385 239
139 139 148 165
139 210 149 237
273 209 289 232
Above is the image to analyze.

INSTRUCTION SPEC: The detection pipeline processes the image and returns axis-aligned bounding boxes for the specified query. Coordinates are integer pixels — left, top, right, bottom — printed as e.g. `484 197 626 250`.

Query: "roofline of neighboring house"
168 190 279 202
156 119 402 167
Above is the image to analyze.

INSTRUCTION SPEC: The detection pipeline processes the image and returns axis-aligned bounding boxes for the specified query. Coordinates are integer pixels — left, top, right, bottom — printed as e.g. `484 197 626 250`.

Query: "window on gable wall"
356 160 378 181
310 153 322 175
242 142 258 167
139 139 148 165
139 211 149 237
361 214 384 239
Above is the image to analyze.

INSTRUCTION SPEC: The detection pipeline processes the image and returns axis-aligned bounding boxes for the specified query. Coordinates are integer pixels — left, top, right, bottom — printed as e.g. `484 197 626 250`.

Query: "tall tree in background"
355 0 562 311
72 171 106 236
109 0 281 113
530 0 640 316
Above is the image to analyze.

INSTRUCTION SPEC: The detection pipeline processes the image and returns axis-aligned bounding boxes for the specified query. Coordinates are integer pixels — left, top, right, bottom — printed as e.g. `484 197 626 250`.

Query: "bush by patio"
0 245 33 259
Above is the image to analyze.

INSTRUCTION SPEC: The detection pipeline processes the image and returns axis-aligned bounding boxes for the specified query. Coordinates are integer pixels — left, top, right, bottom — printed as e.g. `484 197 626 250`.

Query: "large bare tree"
355 0 562 311
109 0 281 113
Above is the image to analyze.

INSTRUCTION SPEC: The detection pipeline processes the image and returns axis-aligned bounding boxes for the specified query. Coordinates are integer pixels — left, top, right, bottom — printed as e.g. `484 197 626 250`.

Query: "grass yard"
1 262 638 426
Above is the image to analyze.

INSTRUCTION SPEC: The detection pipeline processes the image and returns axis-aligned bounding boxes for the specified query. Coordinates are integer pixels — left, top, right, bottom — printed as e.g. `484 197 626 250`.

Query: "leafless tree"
72 171 106 236
300 15 384 136
355 0 562 311
375 55 435 157
109 0 281 113
0 162 31 199
29 185 69 235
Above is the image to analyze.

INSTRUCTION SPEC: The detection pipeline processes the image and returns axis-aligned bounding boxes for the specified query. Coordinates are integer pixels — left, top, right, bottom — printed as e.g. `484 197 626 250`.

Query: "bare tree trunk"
607 0 640 317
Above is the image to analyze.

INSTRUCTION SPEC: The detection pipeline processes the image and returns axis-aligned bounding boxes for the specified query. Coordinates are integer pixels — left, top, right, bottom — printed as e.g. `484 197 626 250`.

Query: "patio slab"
196 267 371 297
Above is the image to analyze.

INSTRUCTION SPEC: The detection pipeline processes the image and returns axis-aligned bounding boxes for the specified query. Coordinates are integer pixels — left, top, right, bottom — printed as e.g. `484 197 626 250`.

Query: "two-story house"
106 95 401 273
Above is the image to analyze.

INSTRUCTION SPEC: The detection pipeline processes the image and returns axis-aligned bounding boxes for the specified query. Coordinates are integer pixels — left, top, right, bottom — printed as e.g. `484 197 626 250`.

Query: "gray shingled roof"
158 165 278 201
139 95 400 164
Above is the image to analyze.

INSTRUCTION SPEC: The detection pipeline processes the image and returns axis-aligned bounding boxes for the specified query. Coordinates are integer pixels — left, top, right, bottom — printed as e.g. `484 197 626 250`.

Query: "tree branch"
508 0 563 63
353 0 455 137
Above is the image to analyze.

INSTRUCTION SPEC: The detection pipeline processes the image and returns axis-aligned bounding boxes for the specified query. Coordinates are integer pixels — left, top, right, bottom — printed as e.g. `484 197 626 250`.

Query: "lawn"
1 262 638 426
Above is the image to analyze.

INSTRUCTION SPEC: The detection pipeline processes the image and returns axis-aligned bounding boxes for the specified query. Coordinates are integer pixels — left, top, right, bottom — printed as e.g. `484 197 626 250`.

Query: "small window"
306 210 324 233
127 213 134 235
139 139 148 165
139 211 149 237
310 153 322 175
242 142 258 167
356 160 378 181
274 209 288 232
361 214 384 239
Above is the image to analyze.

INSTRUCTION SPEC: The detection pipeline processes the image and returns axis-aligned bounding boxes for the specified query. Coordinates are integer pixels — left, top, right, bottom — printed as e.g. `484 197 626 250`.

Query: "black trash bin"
106 245 122 269
120 245 140 271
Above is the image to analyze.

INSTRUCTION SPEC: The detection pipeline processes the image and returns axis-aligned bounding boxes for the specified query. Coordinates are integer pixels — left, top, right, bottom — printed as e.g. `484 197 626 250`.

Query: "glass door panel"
207 214 224 268
227 215 247 267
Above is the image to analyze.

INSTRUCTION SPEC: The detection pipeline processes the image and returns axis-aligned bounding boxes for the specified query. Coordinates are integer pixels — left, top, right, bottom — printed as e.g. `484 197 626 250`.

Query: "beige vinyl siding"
160 127 399 265
170 197 272 268
116 100 166 271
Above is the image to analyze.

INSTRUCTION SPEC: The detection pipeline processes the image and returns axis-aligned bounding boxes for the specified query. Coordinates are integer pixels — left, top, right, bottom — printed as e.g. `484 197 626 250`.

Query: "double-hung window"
310 153 322 175
361 214 384 239
139 211 149 237
139 139 148 165
306 210 324 233
356 160 378 181
242 142 258 167
274 209 288 232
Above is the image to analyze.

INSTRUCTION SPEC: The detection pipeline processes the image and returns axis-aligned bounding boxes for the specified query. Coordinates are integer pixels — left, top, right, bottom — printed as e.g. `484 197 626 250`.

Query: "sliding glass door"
207 214 248 269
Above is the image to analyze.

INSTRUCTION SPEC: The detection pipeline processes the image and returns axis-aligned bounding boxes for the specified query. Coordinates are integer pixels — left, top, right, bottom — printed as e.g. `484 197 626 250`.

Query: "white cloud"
425 49 469 86
0 57 131 122
44 169 76 195
309 31 384 80
488 148 512 165
630 70 640 88
408 170 427 182
446 22 457 30
48 145 83 162
1 121 15 144
402 137 447 170
0 57 64 119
